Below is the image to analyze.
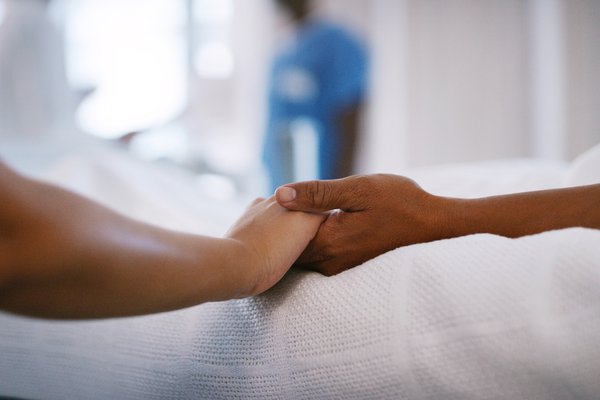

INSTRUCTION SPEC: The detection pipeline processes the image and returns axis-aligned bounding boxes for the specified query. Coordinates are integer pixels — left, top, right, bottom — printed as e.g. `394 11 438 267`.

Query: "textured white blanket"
1 228 600 399
1 143 599 399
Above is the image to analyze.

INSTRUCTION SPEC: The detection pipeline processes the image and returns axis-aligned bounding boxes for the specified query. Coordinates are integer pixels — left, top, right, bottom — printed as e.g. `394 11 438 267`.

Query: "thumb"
275 176 366 212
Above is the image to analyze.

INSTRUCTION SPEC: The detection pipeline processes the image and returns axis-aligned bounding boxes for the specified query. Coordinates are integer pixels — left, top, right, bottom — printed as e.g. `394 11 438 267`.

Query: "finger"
275 176 368 213
295 210 372 276
293 211 345 271
292 211 337 266
247 197 265 209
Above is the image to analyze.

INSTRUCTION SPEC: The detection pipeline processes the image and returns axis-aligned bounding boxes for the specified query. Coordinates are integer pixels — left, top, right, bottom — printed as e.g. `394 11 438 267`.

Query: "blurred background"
0 0 599 201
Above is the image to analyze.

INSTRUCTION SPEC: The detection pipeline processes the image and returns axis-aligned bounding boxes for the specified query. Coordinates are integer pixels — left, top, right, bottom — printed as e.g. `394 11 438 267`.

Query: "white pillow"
564 142 600 187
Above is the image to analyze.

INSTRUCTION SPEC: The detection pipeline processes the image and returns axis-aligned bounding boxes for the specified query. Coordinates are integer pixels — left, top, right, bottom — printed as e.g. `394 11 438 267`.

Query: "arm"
276 174 600 276
0 162 323 319
446 183 600 239
334 102 361 178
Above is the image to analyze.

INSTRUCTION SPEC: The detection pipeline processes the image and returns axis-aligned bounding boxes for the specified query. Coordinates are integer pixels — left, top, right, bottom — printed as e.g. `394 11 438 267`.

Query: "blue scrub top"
263 20 368 192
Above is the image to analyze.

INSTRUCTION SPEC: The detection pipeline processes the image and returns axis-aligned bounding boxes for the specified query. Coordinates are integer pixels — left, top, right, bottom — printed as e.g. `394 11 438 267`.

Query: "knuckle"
305 180 331 209
369 174 391 190
342 175 378 208
352 175 377 194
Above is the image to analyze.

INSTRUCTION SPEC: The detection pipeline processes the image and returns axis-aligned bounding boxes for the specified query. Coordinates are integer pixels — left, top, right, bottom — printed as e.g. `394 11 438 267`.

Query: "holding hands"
277 174 600 276
1 157 598 320
225 196 324 297
276 174 450 276
0 162 323 318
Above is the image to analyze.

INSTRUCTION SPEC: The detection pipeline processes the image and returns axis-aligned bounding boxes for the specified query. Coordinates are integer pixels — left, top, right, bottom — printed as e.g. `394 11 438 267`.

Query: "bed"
1 142 599 399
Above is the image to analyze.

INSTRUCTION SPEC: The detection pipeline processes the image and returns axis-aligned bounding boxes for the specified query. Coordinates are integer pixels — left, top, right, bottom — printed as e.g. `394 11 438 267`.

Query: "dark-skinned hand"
275 174 450 276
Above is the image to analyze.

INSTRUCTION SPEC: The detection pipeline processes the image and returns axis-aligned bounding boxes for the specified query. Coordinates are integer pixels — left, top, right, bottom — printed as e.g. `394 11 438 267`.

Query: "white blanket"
1 143 599 399
1 228 600 399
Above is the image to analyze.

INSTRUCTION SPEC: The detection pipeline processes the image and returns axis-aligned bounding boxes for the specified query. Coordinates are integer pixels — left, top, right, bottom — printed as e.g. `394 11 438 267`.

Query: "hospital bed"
1 142 599 399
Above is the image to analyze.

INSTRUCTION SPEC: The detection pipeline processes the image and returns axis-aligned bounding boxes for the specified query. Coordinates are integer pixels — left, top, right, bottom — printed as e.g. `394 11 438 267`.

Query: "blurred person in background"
263 0 368 194
0 0 76 140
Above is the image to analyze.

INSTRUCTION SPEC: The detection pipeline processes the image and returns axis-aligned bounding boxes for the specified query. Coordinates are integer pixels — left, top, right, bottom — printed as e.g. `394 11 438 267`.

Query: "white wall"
407 0 530 167
194 0 600 175
359 0 410 173
565 0 600 159
363 0 600 171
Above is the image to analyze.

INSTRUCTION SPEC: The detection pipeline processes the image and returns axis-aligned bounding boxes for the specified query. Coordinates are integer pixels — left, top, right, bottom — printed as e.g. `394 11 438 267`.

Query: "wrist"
218 238 259 300
431 195 479 241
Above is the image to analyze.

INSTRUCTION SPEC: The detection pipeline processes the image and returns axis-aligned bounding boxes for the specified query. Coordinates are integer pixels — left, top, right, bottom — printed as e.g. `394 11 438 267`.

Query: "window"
193 0 234 79
63 0 187 138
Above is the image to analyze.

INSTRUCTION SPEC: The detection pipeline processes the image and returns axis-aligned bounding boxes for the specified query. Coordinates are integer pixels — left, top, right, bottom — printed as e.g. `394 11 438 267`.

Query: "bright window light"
194 0 233 23
193 0 234 79
129 124 189 161
195 42 234 79
64 0 187 138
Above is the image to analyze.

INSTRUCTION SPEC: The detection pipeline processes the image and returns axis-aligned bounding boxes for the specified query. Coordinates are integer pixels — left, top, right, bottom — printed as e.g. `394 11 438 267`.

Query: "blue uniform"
263 20 367 193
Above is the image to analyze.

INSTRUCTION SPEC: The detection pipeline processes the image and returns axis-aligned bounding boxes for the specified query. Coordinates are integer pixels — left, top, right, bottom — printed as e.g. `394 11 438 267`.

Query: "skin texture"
276 174 600 276
0 162 323 319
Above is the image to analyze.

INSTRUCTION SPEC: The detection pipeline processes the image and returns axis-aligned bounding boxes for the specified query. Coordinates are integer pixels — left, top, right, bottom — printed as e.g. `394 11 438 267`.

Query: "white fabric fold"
1 228 599 399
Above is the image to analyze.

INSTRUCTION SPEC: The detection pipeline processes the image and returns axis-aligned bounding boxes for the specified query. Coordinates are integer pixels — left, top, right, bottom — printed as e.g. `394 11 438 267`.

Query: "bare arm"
276 174 600 276
446 183 600 239
0 162 323 319
334 102 362 178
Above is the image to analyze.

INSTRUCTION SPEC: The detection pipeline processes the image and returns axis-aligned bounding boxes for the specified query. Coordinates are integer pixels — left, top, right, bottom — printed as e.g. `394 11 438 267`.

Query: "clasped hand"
2 159 596 319
275 174 445 276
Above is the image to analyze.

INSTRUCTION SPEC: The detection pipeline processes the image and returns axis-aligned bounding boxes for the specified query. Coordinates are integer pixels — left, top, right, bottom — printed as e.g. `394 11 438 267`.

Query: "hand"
225 196 325 296
275 174 450 276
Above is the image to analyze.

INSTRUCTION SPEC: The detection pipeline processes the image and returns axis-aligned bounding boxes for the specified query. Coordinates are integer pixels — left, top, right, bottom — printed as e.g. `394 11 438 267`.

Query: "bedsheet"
1 142 599 399
1 228 599 399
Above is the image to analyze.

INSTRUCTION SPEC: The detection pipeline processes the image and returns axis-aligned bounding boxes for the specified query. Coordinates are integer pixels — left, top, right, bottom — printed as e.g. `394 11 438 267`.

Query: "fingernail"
277 186 296 203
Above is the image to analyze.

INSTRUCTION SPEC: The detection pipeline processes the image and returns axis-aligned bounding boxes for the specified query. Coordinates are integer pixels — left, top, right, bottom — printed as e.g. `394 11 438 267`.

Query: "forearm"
440 184 600 239
1 224 243 319
0 172 244 319
335 103 361 178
